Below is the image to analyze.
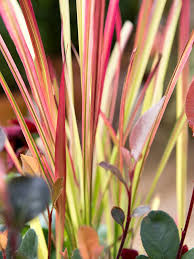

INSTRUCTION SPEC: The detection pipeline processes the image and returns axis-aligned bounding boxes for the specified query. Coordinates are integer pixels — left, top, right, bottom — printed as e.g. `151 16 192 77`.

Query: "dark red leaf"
121 248 138 259
10 119 37 134
99 161 128 189
181 245 189 256
4 125 22 140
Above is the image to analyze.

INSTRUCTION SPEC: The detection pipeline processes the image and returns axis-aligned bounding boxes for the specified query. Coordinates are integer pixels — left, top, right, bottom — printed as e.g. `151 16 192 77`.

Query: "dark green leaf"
72 249 82 259
7 176 50 229
99 162 128 189
52 177 64 208
182 248 194 259
0 127 6 151
140 210 179 259
136 256 149 259
17 229 38 259
111 207 125 227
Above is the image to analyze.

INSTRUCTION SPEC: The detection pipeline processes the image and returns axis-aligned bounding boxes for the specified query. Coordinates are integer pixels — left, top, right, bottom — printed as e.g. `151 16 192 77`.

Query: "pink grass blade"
124 0 167 127
55 65 66 258
115 8 122 42
153 0 181 104
176 0 190 232
185 77 194 135
81 0 92 225
67 147 79 187
109 8 122 123
133 0 153 49
19 0 57 117
94 0 120 133
101 21 133 123
47 57 59 106
100 111 119 146
144 31 194 160
131 31 194 207
118 49 136 170
89 0 106 223
4 138 22 174
0 35 55 169
101 0 119 84
0 1 56 142
0 73 46 176
90 0 105 147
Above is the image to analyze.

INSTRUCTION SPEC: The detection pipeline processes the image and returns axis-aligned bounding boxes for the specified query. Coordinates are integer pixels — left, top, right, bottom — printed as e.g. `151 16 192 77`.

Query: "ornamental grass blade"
0 34 55 167
148 30 194 150
129 97 165 161
19 0 56 114
185 77 194 135
176 0 190 234
0 73 44 175
0 0 56 138
55 65 66 258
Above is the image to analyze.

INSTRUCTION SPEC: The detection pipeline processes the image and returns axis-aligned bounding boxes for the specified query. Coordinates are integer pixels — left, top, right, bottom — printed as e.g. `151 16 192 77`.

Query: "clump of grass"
0 0 193 258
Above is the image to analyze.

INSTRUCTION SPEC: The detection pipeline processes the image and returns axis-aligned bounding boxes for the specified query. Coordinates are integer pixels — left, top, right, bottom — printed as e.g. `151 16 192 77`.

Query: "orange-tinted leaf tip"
78 226 103 259
0 230 8 251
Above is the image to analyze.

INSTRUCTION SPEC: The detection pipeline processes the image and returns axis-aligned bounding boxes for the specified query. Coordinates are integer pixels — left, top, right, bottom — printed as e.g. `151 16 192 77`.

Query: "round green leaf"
7 176 50 229
72 249 82 259
140 210 179 259
182 248 194 259
111 206 125 227
17 229 38 259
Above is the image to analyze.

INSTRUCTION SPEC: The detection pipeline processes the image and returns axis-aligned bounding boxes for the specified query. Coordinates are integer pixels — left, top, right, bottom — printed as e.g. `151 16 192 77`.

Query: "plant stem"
176 187 194 259
10 229 17 259
48 207 53 259
116 190 131 259
2 250 6 259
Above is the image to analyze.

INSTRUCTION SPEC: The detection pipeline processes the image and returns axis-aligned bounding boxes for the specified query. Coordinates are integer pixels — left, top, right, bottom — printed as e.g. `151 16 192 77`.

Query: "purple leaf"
129 97 165 161
99 161 128 189
111 206 125 227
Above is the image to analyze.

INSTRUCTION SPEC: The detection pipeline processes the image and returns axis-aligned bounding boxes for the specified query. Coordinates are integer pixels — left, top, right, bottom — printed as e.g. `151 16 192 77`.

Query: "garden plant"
0 0 193 258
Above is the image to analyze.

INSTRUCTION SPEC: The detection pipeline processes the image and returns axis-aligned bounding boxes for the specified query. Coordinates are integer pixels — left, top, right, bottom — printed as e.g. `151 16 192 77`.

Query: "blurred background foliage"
0 0 139 90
